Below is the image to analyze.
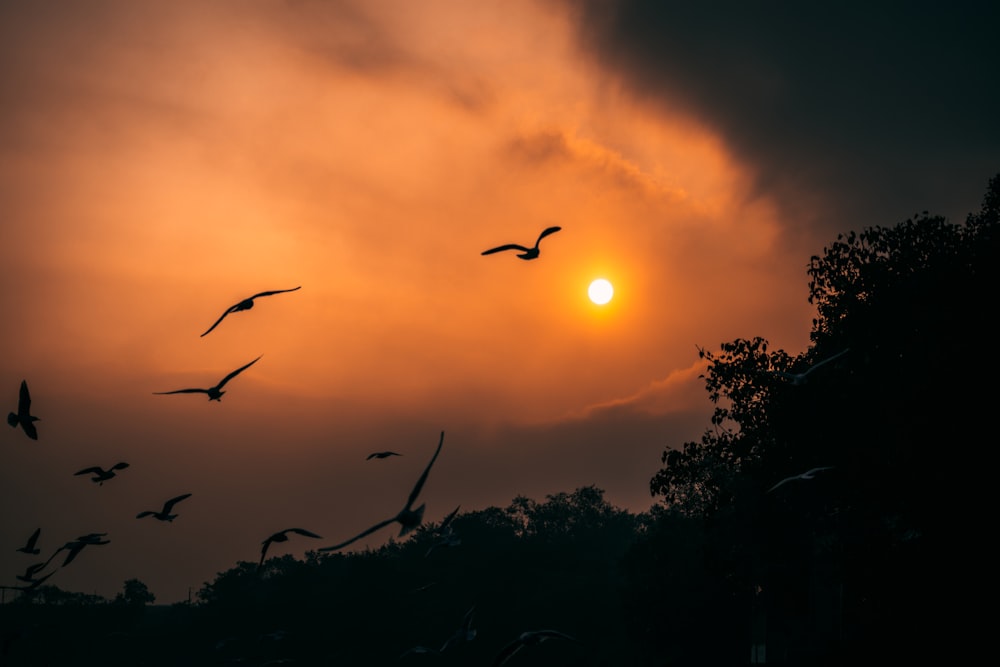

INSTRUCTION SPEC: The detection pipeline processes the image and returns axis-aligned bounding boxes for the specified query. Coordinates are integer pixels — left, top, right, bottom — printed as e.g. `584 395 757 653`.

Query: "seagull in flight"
481 226 562 260
319 431 445 553
767 466 836 493
366 451 402 460
15 562 49 583
200 286 301 337
771 348 850 386
74 462 130 486
7 380 39 440
136 493 192 521
259 528 323 569
491 630 580 666
153 356 262 401
45 533 111 568
16 528 41 555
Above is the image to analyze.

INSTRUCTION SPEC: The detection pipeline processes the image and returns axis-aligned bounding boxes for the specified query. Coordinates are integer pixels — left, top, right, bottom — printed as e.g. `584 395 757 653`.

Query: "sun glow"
588 278 614 305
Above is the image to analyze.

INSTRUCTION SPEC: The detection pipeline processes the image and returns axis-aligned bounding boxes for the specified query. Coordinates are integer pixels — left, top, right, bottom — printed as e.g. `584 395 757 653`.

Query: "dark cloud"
559 1 1000 243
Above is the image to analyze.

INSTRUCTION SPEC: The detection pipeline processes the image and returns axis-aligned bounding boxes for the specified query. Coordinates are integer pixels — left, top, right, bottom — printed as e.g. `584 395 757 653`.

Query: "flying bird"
200 286 302 337
74 462 130 485
16 528 41 555
767 466 836 493
439 605 477 653
45 533 111 568
366 451 402 460
481 226 562 260
13 570 55 592
136 493 192 521
770 348 850 386
319 431 445 553
259 528 323 569
491 630 580 666
153 356 262 401
7 380 39 440
15 562 48 583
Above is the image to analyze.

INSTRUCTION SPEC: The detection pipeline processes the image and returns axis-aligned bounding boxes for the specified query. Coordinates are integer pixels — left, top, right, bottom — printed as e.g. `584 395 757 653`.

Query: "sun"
588 278 614 305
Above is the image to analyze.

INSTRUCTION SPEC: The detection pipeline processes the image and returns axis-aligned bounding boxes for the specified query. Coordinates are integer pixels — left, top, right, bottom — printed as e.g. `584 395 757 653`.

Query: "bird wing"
767 476 794 493
24 528 41 550
136 511 156 519
534 226 562 246
22 420 38 439
200 305 239 337
481 244 530 255
111 462 130 471
492 638 526 667
162 493 193 512
216 355 263 389
259 538 274 567
248 286 301 299
153 388 210 395
439 505 461 531
404 431 445 511
804 347 850 374
287 528 322 539
61 543 87 567
316 517 397 552
75 467 104 476
18 380 31 416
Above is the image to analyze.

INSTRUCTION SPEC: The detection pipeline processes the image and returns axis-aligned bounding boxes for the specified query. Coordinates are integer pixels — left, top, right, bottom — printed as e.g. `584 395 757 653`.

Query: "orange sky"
1 0 839 603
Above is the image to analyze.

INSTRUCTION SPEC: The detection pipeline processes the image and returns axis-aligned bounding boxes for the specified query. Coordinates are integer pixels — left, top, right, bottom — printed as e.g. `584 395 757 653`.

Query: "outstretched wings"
200 287 301 336
317 517 398 553
481 243 531 256
404 431 445 512
215 355 263 390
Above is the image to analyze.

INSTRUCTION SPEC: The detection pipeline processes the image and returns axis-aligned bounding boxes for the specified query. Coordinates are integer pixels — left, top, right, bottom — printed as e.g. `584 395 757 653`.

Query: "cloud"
559 0 1000 240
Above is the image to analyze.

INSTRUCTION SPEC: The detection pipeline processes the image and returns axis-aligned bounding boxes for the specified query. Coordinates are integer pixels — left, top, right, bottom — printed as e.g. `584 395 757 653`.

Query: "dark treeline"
3 174 998 666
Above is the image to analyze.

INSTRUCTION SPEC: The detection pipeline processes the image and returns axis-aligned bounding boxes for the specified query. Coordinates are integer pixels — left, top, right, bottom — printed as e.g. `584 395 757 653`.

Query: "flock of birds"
4 226 595 665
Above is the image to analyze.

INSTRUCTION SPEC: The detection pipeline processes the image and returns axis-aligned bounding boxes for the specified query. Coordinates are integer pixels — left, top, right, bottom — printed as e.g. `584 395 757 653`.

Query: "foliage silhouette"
642 172 1000 665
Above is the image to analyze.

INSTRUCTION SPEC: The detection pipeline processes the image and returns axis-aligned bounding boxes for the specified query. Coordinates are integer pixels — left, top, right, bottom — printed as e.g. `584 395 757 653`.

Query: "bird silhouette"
319 431 445 552
439 605 477 653
13 570 55 591
768 466 836 493
259 528 323 569
7 380 39 440
366 451 402 460
15 562 48 583
200 286 301 336
492 630 580 666
153 356 262 401
771 348 850 386
45 533 110 568
16 528 41 555
74 462 130 485
481 226 562 260
136 493 192 521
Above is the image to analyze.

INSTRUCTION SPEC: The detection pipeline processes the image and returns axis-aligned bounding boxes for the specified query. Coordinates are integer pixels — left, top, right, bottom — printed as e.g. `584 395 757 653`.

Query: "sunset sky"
2 0 997 604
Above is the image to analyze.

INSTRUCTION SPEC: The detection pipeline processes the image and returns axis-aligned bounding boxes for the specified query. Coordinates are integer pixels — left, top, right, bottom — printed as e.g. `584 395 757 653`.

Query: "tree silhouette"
645 172 1000 665
115 578 155 607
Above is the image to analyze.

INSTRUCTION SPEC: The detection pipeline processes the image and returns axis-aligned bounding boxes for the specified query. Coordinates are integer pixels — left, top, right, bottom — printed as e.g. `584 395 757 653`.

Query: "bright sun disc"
588 279 614 305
